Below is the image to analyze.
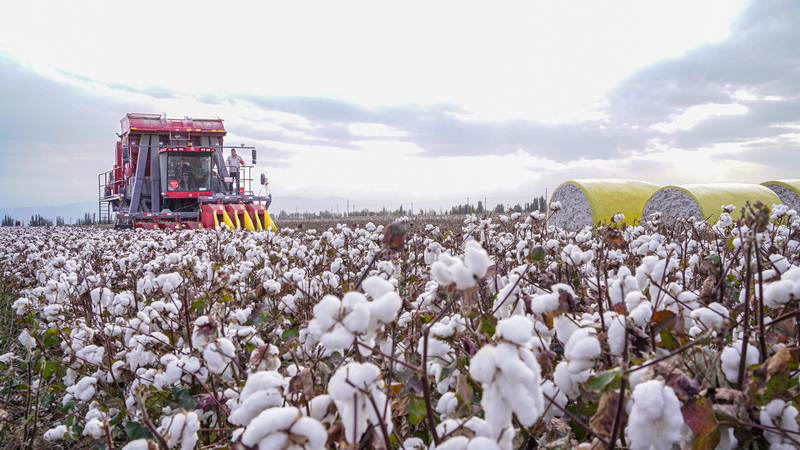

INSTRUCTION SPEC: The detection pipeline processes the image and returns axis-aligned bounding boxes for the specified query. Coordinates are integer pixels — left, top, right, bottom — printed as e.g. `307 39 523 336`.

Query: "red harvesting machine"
98 113 276 230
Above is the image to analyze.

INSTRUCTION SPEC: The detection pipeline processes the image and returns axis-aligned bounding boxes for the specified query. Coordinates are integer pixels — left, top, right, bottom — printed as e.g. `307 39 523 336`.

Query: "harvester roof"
121 113 226 136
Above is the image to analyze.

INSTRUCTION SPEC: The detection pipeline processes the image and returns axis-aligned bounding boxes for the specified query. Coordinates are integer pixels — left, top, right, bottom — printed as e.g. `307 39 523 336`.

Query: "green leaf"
42 359 61 381
281 328 300 340
173 387 198 410
407 396 427 426
478 317 496 337
190 297 209 313
584 369 618 392
124 421 154 440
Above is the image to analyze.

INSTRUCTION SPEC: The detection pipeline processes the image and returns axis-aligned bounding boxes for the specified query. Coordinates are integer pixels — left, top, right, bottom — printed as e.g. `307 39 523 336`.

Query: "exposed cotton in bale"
761 180 800 211
643 183 781 224
549 179 661 230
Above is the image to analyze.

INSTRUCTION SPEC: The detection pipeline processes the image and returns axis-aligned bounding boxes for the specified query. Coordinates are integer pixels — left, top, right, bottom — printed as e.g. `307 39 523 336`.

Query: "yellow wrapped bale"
549 179 661 229
761 179 800 211
643 183 781 223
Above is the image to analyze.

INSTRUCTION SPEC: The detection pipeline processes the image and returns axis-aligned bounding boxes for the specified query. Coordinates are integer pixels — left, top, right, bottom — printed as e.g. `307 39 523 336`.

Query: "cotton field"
1 202 800 449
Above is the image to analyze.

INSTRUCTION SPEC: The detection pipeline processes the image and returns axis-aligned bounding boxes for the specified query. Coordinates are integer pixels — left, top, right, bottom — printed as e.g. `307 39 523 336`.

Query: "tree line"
275 195 548 220
1 213 99 227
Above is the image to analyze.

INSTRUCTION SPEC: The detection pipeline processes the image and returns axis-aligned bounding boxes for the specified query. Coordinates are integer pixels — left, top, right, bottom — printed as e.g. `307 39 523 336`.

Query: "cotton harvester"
98 113 276 230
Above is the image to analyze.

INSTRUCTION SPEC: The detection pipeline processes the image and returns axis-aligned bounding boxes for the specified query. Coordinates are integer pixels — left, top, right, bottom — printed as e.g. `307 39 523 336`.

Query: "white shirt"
226 154 245 172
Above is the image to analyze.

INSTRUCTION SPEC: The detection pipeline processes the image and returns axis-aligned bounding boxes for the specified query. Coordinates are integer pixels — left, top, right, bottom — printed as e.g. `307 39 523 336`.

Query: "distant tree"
30 214 52 226
1 215 13 227
56 216 66 226
494 204 504 213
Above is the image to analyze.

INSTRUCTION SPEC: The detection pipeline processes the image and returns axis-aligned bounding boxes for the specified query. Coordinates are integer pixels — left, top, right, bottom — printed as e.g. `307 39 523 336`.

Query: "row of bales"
548 179 800 229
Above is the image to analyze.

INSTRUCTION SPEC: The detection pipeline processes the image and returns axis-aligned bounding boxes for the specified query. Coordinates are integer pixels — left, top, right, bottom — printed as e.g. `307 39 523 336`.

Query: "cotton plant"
236 406 327 450
625 379 683 450
307 275 401 356
157 411 201 450
762 265 800 309
759 399 800 449
328 362 392 445
720 340 760 385
430 240 491 290
552 327 601 399
469 315 544 445
228 370 285 427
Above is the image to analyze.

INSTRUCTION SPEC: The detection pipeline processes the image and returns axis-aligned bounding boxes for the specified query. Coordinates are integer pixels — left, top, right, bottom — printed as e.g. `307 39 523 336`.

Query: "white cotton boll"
310 295 341 330
564 328 600 373
320 324 355 351
720 340 760 384
0 352 15 364
606 315 627 356
159 411 200 450
437 436 469 450
228 371 285 426
553 361 585 399
204 338 235 375
763 279 796 309
12 297 32 315
629 300 653 327
289 416 328 449
43 425 70 441
403 437 427 449
83 418 106 439
531 292 559 315
308 395 334 424
436 392 459 418
66 376 97 403
451 264 476 290
690 303 728 331
464 241 491 279
431 255 458 286
553 315 579 345
626 380 682 450
361 275 393 299
368 292 402 324
770 254 791 274
760 399 800 448
18 329 37 349
495 315 533 345
121 438 154 450
342 302 370 334
541 380 567 420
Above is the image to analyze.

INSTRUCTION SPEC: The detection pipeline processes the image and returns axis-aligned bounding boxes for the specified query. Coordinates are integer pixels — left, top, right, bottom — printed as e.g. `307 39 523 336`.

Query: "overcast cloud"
0 0 798 213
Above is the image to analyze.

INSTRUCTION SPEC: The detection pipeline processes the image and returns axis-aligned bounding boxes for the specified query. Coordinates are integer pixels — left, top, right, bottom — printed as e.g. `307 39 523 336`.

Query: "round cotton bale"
761 179 800 211
548 179 661 230
642 183 781 224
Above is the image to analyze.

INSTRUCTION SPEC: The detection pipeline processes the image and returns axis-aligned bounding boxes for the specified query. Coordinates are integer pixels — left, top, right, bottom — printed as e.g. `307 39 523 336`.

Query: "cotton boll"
158 411 200 450
690 302 728 331
464 241 491 279
43 425 70 441
759 399 800 448
494 315 532 345
553 315 579 345
18 329 37 349
720 340 760 384
228 371 285 426
65 376 97 403
626 380 682 450
763 279 796 309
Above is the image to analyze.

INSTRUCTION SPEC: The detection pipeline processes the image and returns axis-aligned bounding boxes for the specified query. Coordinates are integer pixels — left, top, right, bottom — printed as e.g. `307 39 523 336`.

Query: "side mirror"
122 146 130 163
251 149 257 165
260 173 267 185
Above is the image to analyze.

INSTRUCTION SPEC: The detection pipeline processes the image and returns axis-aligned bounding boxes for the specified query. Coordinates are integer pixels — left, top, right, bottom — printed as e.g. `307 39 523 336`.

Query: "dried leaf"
588 390 624 440
682 397 720 450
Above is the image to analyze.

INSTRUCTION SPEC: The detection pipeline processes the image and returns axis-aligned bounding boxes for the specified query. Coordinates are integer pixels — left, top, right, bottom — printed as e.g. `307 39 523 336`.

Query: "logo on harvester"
169 180 179 189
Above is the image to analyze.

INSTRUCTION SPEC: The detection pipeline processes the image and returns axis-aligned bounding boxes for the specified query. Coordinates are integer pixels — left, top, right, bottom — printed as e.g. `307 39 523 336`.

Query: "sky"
1 0 799 215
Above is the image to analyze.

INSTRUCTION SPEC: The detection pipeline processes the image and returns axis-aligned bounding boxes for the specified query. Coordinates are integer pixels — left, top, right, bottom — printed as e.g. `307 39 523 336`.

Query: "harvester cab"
98 113 276 230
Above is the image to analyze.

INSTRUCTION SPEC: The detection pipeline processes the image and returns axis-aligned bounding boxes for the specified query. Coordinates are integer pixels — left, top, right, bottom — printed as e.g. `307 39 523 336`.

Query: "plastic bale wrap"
548 179 661 230
761 179 800 211
643 183 781 224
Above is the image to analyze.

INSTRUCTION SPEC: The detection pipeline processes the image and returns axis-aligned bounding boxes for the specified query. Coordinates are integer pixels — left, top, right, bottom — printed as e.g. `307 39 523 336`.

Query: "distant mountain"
0 196 351 224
